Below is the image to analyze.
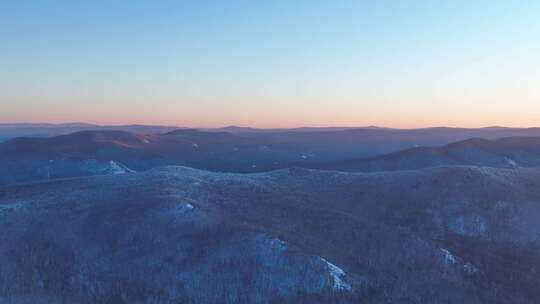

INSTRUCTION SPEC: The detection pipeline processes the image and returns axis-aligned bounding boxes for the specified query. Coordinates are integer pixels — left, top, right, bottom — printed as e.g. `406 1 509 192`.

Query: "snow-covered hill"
1 166 540 303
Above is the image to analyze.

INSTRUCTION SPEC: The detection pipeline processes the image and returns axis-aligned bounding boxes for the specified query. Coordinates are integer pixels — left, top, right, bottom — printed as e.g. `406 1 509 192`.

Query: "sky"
1 0 540 128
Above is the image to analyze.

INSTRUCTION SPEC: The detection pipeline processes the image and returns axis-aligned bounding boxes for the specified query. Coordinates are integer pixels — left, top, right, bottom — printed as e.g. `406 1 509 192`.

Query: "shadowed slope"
324 136 540 172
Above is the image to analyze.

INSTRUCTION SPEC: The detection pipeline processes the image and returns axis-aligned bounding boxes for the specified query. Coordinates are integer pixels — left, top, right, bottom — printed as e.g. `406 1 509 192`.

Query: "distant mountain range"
0 123 378 140
0 123 181 141
3 122 540 140
0 123 386 140
2 127 540 185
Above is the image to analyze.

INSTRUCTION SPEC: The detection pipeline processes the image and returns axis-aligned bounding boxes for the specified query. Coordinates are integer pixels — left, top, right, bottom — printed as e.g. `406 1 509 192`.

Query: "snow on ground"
169 202 197 218
0 202 24 213
109 161 129 174
318 257 352 291
506 158 518 168
463 262 479 274
440 248 457 265
440 248 480 274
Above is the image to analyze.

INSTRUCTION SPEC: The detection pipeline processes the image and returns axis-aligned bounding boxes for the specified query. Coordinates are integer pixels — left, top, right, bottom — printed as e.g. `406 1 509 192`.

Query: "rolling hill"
1 166 540 303
324 136 540 172
4 129 540 185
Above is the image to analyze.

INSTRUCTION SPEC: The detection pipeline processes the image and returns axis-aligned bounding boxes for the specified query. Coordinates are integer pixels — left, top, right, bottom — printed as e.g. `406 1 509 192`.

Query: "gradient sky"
1 0 540 128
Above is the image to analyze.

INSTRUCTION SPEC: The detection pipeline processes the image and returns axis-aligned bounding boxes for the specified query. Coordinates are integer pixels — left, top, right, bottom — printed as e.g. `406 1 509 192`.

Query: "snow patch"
506 158 518 168
318 257 352 291
464 262 479 274
109 161 128 174
439 248 479 274
170 202 196 217
0 203 24 212
177 202 195 212
440 248 457 265
300 152 316 159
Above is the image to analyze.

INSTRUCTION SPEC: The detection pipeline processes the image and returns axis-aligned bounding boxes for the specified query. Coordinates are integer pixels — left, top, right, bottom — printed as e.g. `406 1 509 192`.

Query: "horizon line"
0 121 538 131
